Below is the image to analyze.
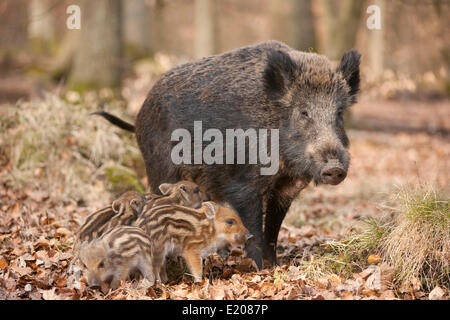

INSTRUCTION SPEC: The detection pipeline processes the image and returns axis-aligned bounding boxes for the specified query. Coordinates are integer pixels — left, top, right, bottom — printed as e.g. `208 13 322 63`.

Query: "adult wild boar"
95 41 361 268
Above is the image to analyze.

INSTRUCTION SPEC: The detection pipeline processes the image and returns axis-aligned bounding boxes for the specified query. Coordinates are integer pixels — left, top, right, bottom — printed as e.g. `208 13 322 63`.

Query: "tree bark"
124 0 151 57
28 0 55 54
150 0 165 54
322 0 365 60
288 0 316 51
68 0 123 90
195 0 217 59
269 0 288 43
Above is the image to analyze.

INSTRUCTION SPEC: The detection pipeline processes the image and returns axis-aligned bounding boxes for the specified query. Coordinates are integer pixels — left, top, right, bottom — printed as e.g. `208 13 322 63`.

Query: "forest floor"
0 80 449 300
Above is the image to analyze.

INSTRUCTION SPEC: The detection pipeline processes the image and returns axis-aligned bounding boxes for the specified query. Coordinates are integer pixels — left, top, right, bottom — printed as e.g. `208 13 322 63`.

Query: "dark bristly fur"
94 41 361 268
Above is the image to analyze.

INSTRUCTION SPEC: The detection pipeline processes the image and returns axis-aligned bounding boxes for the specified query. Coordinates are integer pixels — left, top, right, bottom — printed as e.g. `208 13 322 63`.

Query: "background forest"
0 0 448 300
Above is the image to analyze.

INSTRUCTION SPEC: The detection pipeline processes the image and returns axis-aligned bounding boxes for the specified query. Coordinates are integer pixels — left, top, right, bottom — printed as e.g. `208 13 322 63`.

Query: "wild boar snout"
320 159 347 185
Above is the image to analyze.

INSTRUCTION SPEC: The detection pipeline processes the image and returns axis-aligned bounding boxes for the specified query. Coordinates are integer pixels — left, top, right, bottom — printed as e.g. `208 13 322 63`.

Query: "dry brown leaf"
10 265 33 276
41 288 60 300
429 286 446 300
361 288 378 297
341 291 354 300
260 282 275 297
316 277 330 289
399 277 422 293
327 274 343 287
358 266 377 280
11 247 24 256
379 290 396 300
4 278 16 291
34 237 50 248
209 287 226 300
0 256 8 269
54 227 71 237
367 254 381 265
55 277 67 287
236 258 258 273
365 267 382 291
274 277 284 291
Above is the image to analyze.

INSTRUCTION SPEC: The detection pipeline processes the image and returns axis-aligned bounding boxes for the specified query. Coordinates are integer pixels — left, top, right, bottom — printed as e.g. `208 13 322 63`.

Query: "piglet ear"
178 184 190 202
159 183 173 195
264 49 297 99
111 199 123 214
203 201 217 219
337 49 361 100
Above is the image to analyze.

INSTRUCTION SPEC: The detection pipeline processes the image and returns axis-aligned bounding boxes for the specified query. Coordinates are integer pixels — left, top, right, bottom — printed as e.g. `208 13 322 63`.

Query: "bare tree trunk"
288 0 316 51
270 0 316 52
69 0 123 90
269 0 288 43
195 0 217 59
28 0 55 53
150 0 165 54
124 0 150 57
322 0 365 60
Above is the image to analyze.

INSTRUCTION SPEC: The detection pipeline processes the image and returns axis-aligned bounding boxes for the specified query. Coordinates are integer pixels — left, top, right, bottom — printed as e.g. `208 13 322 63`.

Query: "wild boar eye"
301 110 309 118
98 261 105 268
225 219 236 226
194 187 200 194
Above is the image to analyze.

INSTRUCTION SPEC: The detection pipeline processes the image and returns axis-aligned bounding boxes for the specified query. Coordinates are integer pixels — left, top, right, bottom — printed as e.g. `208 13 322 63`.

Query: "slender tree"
270 0 316 52
150 0 165 54
28 0 55 54
68 0 123 90
322 0 366 60
288 0 316 51
124 0 151 57
195 0 217 59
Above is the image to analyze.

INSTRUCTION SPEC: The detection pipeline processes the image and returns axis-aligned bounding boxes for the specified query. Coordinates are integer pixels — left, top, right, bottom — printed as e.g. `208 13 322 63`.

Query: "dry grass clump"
295 217 391 280
303 184 449 291
380 184 449 290
1 91 144 206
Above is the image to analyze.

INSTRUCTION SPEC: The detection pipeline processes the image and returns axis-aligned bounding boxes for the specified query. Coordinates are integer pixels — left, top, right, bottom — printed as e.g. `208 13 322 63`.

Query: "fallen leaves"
0 116 448 300
0 256 8 269
429 286 446 300
367 254 381 265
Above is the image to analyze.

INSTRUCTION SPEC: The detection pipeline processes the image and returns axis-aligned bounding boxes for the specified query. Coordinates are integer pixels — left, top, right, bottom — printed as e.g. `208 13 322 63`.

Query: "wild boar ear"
203 201 217 219
264 49 297 99
111 199 122 213
159 183 174 195
337 49 361 98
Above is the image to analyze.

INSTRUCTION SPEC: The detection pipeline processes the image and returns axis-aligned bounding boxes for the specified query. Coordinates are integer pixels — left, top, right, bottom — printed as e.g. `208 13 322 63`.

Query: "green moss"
124 43 152 61
105 166 144 195
68 81 103 94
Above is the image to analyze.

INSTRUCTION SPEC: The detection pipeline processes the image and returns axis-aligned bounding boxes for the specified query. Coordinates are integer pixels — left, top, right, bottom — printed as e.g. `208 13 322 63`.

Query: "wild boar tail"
90 111 135 133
